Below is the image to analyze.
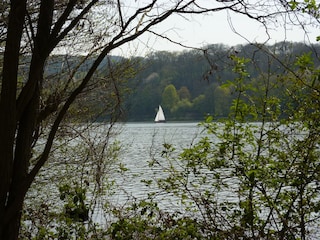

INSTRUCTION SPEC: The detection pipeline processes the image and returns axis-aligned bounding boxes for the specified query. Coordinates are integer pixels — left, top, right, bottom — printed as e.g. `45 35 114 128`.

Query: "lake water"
27 122 204 217
111 122 203 206
26 121 319 238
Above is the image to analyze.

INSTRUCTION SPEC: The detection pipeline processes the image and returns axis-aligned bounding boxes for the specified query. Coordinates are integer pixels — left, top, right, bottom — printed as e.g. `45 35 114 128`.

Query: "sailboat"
154 105 166 123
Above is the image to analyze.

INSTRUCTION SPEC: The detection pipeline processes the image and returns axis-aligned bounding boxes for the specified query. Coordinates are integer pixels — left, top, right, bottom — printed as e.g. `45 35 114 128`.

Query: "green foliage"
178 86 191 100
107 199 206 240
213 85 232 118
20 125 122 239
59 183 89 222
289 0 320 18
161 84 179 112
141 52 320 239
21 182 105 240
20 46 320 239
127 42 320 121
68 57 138 122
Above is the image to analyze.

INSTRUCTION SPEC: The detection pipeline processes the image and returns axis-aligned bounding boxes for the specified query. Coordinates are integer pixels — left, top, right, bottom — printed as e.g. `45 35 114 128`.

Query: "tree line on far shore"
77 41 320 121
36 41 319 122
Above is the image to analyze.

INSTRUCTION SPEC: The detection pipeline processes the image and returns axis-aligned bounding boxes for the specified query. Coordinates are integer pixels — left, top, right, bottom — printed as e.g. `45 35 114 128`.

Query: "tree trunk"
0 0 27 238
1 199 25 240
0 0 50 237
2 83 40 240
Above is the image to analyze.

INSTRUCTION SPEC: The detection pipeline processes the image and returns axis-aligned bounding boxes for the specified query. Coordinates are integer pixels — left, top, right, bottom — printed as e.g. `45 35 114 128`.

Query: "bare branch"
117 0 124 28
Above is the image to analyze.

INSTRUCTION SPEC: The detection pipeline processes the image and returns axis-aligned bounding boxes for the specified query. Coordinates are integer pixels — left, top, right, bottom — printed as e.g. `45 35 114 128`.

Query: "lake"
27 122 204 216
26 121 320 238
110 122 203 206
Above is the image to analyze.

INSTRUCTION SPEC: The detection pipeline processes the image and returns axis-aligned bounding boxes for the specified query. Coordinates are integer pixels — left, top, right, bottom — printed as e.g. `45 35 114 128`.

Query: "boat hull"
155 120 166 123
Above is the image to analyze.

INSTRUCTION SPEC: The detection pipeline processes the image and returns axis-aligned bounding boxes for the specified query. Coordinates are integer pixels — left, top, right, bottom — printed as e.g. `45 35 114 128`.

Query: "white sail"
154 105 166 122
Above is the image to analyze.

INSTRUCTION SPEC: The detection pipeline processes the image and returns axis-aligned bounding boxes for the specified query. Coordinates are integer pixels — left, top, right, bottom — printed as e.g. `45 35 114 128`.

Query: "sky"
113 7 319 57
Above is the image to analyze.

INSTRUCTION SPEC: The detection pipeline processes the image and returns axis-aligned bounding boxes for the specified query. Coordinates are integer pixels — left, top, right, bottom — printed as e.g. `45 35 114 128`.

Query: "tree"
178 86 191 100
0 0 317 239
161 84 179 112
145 52 320 239
213 85 232 117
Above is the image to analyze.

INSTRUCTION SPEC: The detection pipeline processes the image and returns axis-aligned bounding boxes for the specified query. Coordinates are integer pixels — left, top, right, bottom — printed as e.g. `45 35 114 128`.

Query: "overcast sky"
113 8 319 56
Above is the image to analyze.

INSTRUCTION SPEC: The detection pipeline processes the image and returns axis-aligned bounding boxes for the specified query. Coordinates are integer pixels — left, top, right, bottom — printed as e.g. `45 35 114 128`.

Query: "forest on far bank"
44 41 320 122
122 42 320 121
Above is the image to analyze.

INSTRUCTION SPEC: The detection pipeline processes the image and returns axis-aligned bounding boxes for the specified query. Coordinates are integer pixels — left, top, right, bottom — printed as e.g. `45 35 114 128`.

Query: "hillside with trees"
43 42 320 122
124 42 320 121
